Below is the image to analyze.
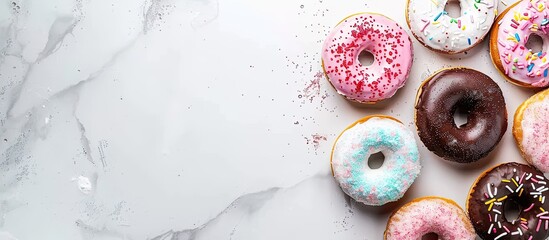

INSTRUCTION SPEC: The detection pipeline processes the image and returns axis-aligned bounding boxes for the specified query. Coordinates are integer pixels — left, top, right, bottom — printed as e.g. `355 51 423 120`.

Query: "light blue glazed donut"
331 115 421 206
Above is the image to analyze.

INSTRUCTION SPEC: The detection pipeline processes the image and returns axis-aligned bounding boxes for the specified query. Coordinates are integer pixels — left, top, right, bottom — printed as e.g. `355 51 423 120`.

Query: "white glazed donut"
406 0 497 54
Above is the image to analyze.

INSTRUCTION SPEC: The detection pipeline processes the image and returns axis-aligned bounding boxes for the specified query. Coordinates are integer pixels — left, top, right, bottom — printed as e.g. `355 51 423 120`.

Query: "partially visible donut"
385 196 476 240
321 13 413 104
467 162 549 240
406 0 497 54
514 88 549 172
415 67 507 163
490 0 549 87
331 115 421 206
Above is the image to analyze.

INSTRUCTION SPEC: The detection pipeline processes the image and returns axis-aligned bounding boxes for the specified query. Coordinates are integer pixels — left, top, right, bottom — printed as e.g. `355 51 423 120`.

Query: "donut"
490 0 549 88
513 88 549 172
330 115 421 206
467 162 549 240
406 0 497 54
415 67 507 163
321 13 413 104
384 196 476 239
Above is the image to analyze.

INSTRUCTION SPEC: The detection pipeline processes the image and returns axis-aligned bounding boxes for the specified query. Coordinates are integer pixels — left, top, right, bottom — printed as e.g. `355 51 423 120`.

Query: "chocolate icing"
415 67 507 163
468 162 549 240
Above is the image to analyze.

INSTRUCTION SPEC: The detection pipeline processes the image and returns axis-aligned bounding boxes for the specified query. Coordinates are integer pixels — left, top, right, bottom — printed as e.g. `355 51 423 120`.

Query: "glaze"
493 0 549 87
468 162 549 240
407 0 497 53
415 67 507 163
385 197 476 240
321 13 413 103
331 116 420 206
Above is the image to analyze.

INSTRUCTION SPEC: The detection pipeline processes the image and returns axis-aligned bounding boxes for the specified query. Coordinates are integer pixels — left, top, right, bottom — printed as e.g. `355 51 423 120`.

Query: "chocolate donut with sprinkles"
467 162 549 240
321 13 413 104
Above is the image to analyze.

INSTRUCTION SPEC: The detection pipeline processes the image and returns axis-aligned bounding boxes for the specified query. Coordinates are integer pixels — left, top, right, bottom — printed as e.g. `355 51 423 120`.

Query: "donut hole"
444 0 462 19
367 152 385 169
421 232 440 240
525 34 544 54
453 105 470 128
503 198 522 222
358 50 375 67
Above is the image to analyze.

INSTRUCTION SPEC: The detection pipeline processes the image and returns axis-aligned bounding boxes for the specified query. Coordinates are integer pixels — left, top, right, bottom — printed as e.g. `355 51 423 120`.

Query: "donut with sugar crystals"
385 196 475 240
331 115 420 206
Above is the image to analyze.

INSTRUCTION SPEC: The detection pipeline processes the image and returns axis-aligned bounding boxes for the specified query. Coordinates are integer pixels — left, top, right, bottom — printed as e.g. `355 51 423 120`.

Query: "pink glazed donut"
490 0 549 88
384 196 476 240
321 13 413 104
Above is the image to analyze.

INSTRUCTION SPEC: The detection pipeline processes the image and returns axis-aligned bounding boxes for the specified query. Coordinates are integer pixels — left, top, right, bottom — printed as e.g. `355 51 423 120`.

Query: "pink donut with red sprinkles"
321 13 413 103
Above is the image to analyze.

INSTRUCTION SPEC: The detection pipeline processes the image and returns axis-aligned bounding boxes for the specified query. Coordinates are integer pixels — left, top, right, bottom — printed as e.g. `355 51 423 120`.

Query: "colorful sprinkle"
434 12 443 21
528 63 535 72
515 33 521 42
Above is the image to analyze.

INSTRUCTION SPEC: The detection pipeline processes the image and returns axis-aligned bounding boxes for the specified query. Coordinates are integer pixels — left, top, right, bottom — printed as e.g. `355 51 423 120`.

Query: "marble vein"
36 16 79 62
6 32 140 119
0 2 22 65
150 187 280 240
0 1 166 233
5 0 161 119
75 114 94 165
149 174 329 240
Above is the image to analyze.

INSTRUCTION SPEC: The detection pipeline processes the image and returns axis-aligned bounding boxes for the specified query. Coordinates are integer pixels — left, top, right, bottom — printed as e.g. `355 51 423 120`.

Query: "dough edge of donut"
513 88 549 172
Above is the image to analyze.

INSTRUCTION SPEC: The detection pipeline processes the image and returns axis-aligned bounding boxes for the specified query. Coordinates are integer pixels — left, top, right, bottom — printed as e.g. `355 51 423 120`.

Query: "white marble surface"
0 0 542 239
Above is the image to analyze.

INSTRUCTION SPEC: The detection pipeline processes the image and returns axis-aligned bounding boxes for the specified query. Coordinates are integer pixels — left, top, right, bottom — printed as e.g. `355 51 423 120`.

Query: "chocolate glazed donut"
467 162 549 240
415 67 507 163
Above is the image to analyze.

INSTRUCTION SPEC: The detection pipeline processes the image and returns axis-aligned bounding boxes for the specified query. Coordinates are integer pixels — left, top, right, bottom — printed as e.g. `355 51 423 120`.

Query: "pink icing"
521 94 549 172
496 0 549 87
321 13 413 103
385 198 476 240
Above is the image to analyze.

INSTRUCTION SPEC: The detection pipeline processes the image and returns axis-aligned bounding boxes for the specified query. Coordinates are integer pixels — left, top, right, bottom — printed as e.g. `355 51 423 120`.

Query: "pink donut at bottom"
321 13 413 103
384 197 475 240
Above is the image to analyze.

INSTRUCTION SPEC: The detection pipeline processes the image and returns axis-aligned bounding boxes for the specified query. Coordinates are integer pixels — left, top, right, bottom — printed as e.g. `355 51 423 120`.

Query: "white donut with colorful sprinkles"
406 0 497 53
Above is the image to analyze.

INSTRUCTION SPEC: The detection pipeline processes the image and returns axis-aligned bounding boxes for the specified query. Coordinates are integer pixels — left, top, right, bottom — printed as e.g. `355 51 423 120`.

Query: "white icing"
407 0 497 53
